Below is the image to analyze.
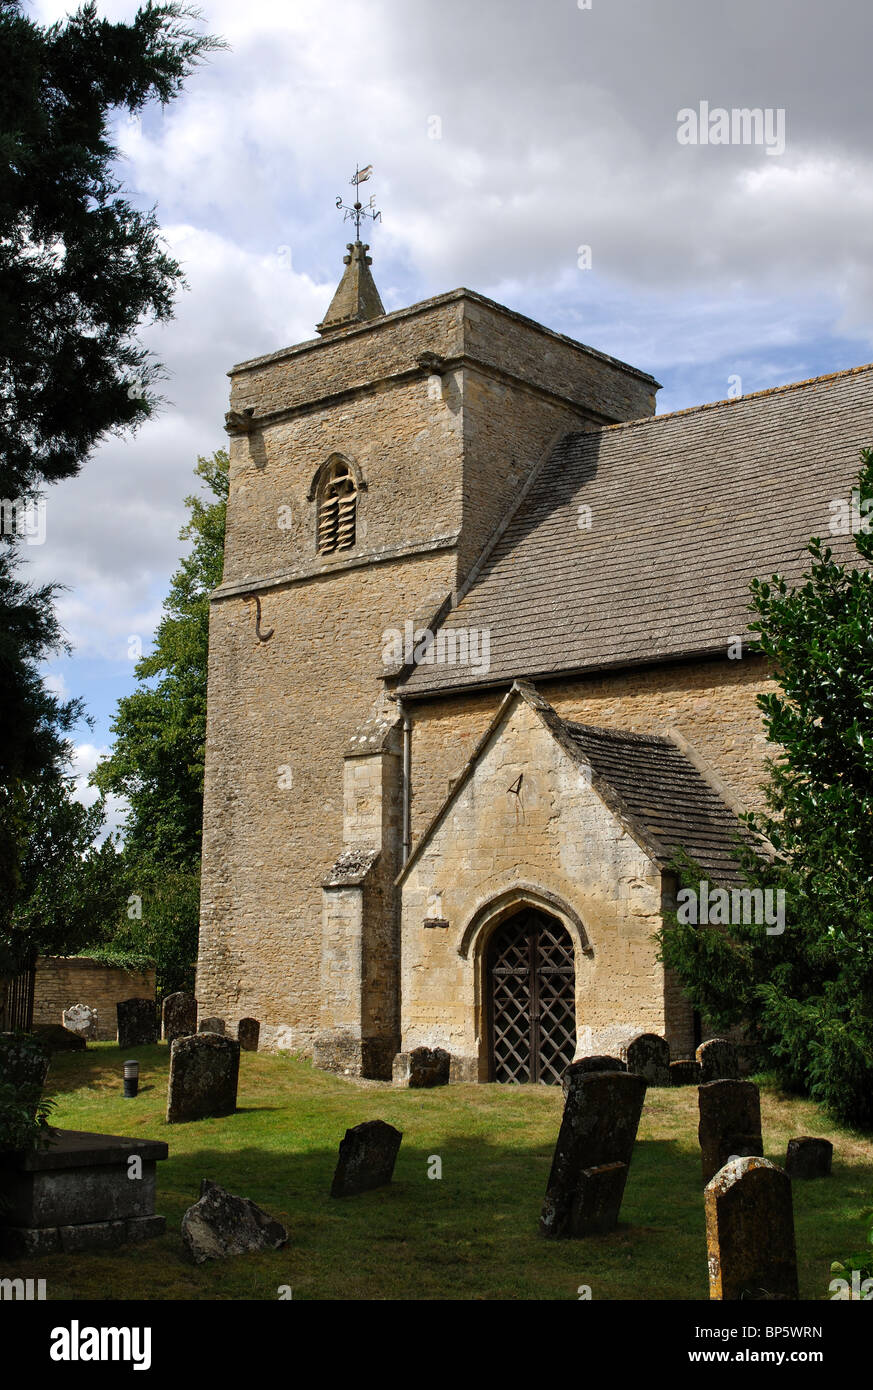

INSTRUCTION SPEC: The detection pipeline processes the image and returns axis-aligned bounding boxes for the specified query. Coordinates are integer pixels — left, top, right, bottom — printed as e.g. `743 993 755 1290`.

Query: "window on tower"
317 457 357 554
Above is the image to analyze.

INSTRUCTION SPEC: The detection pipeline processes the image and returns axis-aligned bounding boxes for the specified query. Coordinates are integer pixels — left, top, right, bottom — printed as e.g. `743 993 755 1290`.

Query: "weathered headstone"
162 993 197 1046
562 1056 625 1096
392 1046 449 1088
670 1059 702 1086
696 1038 740 1083
698 1079 763 1184
620 1033 670 1087
541 1069 647 1238
116 998 157 1048
198 1016 225 1035
237 1018 260 1053
181 1179 287 1264
166 1034 240 1124
0 1032 50 1116
330 1119 402 1197
32 1024 85 1052
705 1156 799 1300
62 1004 97 1041
785 1136 833 1180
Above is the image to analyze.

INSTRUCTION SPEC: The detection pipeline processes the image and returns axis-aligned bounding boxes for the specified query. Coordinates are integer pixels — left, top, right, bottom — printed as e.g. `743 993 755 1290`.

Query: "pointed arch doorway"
487 907 576 1084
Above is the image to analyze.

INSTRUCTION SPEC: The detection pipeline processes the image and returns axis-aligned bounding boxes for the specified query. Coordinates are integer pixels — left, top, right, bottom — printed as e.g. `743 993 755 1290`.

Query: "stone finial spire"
316 241 386 336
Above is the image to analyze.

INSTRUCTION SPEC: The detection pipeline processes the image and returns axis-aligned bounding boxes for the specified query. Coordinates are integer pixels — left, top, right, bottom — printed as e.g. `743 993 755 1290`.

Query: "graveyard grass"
9 1045 873 1301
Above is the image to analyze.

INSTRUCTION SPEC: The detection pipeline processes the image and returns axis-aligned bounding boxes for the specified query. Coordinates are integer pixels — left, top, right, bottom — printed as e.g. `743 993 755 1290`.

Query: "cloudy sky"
23 0 873 828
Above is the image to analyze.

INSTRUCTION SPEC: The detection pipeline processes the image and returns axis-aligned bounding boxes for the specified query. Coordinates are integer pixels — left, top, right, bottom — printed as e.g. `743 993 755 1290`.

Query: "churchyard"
3 1040 870 1302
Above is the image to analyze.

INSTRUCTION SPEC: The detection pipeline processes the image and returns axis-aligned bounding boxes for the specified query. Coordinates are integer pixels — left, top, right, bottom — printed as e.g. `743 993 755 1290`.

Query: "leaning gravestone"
330 1120 403 1197
166 1034 240 1124
162 993 197 1047
698 1079 763 1184
198 1016 225 1036
696 1038 740 1083
620 1033 670 1087
392 1046 449 1088
0 1032 50 1116
705 1156 798 1300
62 1004 97 1041
237 1018 260 1053
541 1068 647 1238
181 1179 287 1264
116 998 157 1048
561 1056 625 1096
785 1136 833 1180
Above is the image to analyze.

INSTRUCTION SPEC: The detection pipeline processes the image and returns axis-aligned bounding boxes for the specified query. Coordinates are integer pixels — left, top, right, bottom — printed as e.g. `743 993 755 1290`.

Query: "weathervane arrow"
336 164 381 239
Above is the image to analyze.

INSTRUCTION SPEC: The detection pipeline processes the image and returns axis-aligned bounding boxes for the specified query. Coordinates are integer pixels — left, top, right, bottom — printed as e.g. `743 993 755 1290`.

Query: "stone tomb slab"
620 1033 671 1087
181 1179 287 1264
392 1046 450 1088
785 1136 833 1180
166 1033 240 1124
698 1079 763 1184
705 1156 799 1300
330 1120 403 1197
116 998 157 1048
161 992 197 1046
696 1038 740 1083
0 1128 167 1256
541 1069 647 1238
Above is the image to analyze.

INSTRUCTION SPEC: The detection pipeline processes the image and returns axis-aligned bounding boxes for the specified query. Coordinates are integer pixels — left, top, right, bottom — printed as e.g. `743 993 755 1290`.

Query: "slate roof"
398 363 873 695
559 720 749 885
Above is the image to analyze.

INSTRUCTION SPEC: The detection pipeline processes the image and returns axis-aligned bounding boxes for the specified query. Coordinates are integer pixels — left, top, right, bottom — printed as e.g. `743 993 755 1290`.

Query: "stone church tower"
196 239 659 1069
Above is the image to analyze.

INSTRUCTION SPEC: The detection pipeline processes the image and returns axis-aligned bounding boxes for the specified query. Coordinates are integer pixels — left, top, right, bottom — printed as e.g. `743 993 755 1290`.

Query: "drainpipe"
399 701 412 865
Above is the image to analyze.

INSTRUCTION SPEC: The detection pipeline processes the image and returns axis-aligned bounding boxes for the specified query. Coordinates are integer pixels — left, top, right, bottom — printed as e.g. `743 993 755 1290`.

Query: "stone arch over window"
308 453 366 556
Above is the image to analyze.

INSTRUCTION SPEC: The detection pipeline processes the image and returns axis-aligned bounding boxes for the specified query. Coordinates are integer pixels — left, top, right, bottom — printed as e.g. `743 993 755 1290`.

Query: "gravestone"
32 1025 85 1052
562 1056 625 1096
162 993 197 1047
237 1018 260 1053
181 1180 287 1264
705 1156 799 1300
696 1038 740 1083
392 1046 450 1088
116 998 157 1048
785 1136 833 1180
62 1004 97 1041
0 1033 50 1116
698 1079 763 1184
330 1120 402 1197
670 1060 702 1086
541 1069 647 1238
198 1017 225 1036
166 1034 240 1124
620 1033 670 1087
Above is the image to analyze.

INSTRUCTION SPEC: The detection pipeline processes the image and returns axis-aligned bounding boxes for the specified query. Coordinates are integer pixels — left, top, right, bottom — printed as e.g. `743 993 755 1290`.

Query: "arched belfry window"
316 456 358 554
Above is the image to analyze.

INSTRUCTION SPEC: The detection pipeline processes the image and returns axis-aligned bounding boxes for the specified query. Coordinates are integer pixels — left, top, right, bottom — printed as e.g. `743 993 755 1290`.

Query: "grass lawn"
4 1043 872 1301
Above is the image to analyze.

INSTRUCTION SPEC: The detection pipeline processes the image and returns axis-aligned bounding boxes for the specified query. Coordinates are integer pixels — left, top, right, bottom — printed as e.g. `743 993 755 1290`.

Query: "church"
195 229 872 1083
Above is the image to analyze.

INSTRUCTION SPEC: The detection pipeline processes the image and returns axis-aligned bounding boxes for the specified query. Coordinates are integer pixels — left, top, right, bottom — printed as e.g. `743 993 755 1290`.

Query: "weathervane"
335 163 382 241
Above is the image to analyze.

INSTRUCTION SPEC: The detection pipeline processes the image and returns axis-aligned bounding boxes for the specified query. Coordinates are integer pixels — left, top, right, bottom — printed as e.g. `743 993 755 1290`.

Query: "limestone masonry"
196 243 873 1082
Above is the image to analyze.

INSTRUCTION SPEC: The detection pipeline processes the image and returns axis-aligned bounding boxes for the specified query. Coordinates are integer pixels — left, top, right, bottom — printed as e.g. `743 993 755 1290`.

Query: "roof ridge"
588 361 873 436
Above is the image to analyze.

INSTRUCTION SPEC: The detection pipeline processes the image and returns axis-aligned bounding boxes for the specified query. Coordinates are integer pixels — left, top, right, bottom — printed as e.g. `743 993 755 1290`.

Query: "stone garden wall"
32 957 156 1042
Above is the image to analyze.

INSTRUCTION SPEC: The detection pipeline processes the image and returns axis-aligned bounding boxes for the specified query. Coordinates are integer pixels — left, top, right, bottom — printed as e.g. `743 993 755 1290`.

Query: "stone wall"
32 957 156 1041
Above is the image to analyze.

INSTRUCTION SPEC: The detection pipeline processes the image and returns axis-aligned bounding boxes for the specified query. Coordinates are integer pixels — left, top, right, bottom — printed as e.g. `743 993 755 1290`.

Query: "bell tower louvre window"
317 458 357 554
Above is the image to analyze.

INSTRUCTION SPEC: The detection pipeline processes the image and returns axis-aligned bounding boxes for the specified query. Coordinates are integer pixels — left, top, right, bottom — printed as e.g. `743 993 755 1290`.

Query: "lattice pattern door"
488 910 576 1084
